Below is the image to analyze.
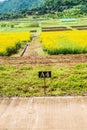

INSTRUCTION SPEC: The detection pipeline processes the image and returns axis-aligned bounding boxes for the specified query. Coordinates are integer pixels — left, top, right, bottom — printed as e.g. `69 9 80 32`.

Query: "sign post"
44 77 46 95
38 71 51 95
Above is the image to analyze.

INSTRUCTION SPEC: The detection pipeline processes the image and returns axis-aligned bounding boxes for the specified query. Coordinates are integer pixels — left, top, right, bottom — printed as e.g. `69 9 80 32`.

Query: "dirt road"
0 54 87 66
22 36 46 57
0 97 87 130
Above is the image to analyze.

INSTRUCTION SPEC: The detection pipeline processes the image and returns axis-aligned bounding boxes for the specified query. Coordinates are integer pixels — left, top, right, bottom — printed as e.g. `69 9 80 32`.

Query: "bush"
15 42 21 50
6 42 22 56
61 7 83 18
0 52 5 56
29 22 39 27
10 24 14 28
0 23 7 27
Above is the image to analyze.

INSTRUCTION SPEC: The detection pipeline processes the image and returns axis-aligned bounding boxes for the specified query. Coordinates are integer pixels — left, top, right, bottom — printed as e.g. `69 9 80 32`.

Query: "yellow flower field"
40 30 87 54
0 32 31 55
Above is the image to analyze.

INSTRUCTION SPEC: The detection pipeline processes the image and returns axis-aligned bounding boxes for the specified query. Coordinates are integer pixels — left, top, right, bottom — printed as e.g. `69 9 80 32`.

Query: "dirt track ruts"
0 97 87 130
0 54 87 66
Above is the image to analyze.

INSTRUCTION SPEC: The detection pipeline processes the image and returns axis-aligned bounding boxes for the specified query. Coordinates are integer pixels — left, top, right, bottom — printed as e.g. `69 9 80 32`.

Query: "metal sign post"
38 71 51 95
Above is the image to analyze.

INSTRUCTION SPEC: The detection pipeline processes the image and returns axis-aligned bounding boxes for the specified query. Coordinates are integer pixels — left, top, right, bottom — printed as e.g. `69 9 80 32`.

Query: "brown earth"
21 35 46 57
0 97 87 130
0 54 87 66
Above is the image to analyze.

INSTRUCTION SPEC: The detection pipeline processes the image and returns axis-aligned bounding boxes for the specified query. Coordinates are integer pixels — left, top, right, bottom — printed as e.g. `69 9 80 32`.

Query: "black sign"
38 71 51 78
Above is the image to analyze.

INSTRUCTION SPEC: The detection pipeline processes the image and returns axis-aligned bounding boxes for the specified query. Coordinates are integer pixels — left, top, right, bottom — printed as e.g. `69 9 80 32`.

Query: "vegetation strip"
0 63 87 97
0 0 87 20
40 30 87 54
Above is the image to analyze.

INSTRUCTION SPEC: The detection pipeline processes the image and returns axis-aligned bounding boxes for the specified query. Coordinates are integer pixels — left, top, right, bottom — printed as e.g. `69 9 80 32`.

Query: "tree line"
0 0 87 20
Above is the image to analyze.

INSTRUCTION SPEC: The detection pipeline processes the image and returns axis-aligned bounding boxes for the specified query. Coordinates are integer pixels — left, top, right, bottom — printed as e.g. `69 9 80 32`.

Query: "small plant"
29 22 39 27
6 43 21 56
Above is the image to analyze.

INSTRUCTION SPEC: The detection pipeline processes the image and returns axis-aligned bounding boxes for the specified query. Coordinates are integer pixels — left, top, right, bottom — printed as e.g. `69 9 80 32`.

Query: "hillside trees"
0 0 87 20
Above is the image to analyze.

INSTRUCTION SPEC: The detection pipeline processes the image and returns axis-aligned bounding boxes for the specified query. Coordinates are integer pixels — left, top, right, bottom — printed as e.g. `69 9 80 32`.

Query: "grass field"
0 63 87 96
0 21 40 32
0 17 87 33
40 30 87 54
0 17 87 97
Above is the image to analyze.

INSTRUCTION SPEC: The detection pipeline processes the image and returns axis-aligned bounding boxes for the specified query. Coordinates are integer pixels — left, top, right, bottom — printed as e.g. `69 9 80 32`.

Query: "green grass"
41 17 87 28
47 45 87 55
0 21 40 32
0 63 87 97
0 17 87 33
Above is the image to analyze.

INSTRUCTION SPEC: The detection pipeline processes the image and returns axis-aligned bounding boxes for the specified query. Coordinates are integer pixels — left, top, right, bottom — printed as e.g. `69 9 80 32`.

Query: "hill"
0 0 87 20
0 0 44 13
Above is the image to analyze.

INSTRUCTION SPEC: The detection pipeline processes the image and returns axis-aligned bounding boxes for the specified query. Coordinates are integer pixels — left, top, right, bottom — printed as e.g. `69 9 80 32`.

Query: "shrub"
6 43 21 56
29 22 39 27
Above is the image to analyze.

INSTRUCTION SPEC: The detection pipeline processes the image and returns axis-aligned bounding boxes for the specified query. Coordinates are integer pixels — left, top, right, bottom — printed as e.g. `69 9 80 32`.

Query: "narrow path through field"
22 35 46 57
0 97 87 130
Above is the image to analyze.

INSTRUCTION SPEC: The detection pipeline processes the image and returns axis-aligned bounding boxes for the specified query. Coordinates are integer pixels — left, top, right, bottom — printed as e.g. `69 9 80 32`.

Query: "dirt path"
0 54 87 66
22 35 46 57
0 97 87 130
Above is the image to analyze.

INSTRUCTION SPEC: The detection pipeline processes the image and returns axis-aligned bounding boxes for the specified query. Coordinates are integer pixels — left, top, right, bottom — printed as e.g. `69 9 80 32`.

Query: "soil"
0 54 87 66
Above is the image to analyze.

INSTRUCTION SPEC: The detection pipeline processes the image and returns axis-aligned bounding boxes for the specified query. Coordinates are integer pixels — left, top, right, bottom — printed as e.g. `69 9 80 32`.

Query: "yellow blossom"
40 30 87 54
0 32 31 53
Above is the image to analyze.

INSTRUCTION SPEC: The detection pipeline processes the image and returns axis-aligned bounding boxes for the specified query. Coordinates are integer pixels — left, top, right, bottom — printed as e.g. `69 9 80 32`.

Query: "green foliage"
0 0 87 20
0 52 5 56
29 22 39 27
43 0 87 14
43 41 87 55
47 47 87 55
6 42 21 56
0 23 7 27
0 0 44 13
60 7 83 18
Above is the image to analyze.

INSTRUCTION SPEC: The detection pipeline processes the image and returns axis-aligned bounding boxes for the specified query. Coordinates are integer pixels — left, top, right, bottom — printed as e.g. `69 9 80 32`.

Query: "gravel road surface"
0 97 87 130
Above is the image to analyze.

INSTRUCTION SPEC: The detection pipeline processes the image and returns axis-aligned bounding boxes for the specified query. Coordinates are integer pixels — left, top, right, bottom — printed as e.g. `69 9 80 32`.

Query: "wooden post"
44 77 46 95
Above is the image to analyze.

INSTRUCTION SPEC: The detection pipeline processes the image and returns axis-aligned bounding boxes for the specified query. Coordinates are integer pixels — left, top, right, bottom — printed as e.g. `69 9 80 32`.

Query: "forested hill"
0 0 44 13
0 0 87 13
0 0 87 20
43 0 87 13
